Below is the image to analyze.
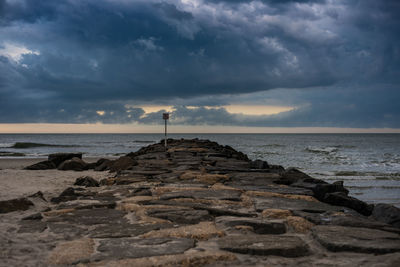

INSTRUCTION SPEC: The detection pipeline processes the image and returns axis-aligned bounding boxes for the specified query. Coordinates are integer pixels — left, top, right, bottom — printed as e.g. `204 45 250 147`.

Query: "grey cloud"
0 0 399 127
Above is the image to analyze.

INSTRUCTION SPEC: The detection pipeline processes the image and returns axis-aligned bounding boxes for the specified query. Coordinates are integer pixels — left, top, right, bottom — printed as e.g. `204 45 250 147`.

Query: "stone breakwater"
1 138 400 266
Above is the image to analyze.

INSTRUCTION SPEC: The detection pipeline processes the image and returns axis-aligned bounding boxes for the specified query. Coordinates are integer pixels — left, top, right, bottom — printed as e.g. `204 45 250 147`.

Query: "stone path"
1 139 400 266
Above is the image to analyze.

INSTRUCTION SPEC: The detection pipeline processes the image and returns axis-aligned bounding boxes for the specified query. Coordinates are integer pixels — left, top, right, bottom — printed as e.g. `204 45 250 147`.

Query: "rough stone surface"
313 225 400 254
146 208 212 224
4 138 399 266
254 196 342 213
216 216 286 234
218 235 310 257
96 238 195 260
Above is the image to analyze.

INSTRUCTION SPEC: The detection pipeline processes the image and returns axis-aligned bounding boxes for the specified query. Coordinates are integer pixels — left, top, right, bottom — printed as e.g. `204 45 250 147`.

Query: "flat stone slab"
312 225 400 254
146 208 212 224
47 223 87 237
254 197 342 213
216 216 286 234
95 238 195 260
18 220 47 233
89 223 168 238
159 189 242 201
217 235 309 257
46 208 127 225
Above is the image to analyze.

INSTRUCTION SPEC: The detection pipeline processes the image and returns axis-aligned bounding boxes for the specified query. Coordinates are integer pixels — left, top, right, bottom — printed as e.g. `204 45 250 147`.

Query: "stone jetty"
1 139 400 266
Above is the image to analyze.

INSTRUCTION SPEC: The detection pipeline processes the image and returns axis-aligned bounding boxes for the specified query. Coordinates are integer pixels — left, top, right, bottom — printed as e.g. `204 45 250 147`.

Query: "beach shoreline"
0 157 113 201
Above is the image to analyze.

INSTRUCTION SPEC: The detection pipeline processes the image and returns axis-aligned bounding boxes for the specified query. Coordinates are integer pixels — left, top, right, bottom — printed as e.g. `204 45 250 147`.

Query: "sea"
1 133 399 207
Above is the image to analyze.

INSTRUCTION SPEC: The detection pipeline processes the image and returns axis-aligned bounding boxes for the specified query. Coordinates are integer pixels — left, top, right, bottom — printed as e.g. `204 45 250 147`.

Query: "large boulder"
372 204 400 228
48 153 83 167
25 160 56 170
0 197 34 213
94 158 113 171
58 157 88 171
109 156 138 172
323 192 373 216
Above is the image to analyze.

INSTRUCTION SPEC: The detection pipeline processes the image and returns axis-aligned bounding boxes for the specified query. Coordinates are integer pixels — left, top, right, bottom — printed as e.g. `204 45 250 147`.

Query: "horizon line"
1 123 400 134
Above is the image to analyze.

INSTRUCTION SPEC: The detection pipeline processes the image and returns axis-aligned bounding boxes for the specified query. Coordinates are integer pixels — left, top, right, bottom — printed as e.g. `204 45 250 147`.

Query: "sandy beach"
0 158 113 201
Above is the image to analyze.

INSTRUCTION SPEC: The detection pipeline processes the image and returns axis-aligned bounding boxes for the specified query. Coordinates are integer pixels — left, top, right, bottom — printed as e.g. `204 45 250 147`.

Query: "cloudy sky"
0 0 399 132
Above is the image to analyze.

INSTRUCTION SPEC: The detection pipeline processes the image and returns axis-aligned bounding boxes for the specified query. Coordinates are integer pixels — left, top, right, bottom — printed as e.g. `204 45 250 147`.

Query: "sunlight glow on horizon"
0 123 399 134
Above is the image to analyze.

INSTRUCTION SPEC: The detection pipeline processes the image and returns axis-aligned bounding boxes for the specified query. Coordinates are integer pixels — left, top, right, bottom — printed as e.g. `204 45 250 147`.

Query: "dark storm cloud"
0 0 399 127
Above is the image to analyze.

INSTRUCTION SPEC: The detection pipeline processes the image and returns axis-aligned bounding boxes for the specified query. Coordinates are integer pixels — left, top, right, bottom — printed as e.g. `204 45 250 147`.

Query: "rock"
262 209 293 219
286 216 314 233
254 197 342 213
94 159 113 171
216 216 286 234
250 159 269 169
47 238 94 265
58 157 88 171
109 156 138 172
140 221 224 240
159 189 242 202
50 187 79 203
47 223 87 238
218 235 310 257
312 183 349 200
22 213 43 220
146 208 212 224
323 192 373 216
28 191 47 201
18 220 47 233
24 160 56 170
372 204 400 228
0 197 34 213
95 238 195 261
48 152 83 167
89 223 168 238
312 225 400 254
74 176 99 187
277 168 313 185
46 208 128 225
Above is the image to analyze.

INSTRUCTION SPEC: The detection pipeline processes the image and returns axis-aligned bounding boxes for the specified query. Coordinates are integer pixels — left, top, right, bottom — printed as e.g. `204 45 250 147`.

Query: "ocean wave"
133 140 155 143
9 142 79 149
0 151 26 157
305 146 338 154
331 145 357 149
335 171 400 179
261 144 286 148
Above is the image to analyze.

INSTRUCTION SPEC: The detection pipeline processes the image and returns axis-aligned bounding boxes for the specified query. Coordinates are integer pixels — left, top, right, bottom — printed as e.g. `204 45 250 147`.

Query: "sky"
0 0 399 133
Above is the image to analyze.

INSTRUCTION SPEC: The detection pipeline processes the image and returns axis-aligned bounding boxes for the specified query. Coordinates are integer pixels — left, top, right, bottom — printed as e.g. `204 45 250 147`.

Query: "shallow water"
1 133 399 206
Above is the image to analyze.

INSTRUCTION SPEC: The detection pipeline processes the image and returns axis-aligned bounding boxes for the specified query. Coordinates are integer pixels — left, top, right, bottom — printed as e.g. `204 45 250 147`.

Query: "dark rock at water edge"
48 152 83 167
372 204 400 228
323 191 373 216
58 157 88 171
24 160 56 170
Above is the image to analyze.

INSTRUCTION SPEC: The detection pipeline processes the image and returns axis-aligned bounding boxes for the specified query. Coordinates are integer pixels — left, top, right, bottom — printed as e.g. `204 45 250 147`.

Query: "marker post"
163 113 169 150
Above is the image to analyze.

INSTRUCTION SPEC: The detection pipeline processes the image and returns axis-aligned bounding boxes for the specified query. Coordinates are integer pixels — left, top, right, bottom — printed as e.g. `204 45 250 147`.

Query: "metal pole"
164 119 167 149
